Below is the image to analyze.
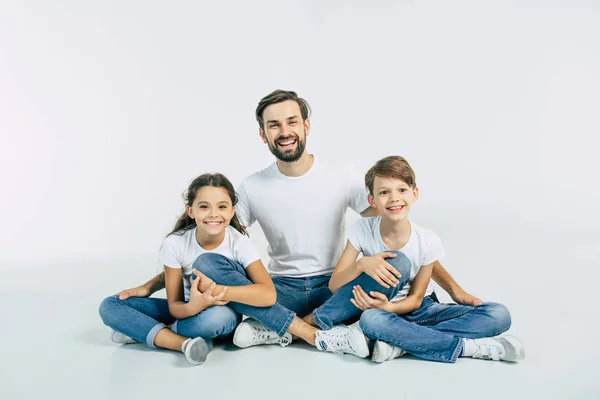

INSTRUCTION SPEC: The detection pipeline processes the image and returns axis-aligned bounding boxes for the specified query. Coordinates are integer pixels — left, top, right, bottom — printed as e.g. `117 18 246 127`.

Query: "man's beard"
268 134 306 162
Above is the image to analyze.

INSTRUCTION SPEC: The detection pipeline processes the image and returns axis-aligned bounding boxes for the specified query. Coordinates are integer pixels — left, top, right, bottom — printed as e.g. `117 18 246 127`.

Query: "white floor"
2 221 598 400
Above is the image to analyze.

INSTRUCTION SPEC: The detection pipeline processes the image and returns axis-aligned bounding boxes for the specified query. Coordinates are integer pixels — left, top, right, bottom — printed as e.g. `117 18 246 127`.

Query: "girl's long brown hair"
168 173 247 236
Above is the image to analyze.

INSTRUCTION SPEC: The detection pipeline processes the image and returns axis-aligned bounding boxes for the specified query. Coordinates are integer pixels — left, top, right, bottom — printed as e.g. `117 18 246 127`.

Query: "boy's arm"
328 241 362 292
388 263 434 314
431 261 482 306
117 272 165 300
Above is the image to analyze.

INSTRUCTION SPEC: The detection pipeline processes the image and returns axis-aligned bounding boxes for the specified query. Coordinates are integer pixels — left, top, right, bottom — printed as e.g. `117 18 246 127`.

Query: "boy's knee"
484 302 512 334
386 251 411 278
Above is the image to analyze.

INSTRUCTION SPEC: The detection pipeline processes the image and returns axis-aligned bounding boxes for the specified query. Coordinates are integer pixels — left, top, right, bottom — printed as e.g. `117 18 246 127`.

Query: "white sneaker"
110 330 138 344
371 340 406 363
182 337 213 365
470 335 525 362
233 318 292 348
315 324 370 358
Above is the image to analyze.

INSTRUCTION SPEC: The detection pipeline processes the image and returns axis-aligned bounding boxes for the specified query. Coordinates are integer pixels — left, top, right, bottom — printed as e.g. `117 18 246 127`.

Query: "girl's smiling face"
187 186 235 236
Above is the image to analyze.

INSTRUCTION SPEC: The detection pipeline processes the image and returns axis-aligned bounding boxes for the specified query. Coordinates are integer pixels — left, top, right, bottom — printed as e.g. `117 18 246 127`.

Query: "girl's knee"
98 295 120 324
181 307 241 338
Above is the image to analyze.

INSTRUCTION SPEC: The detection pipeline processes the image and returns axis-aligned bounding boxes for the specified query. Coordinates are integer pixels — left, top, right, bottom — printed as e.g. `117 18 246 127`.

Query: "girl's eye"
199 205 208 209
219 206 227 209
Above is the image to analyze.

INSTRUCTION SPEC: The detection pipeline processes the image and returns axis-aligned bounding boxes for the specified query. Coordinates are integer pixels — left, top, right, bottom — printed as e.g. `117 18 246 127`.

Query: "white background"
1 1 599 399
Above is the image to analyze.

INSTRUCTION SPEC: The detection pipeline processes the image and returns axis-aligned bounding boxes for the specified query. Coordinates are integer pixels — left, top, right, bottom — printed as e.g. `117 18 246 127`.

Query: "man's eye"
289 121 296 125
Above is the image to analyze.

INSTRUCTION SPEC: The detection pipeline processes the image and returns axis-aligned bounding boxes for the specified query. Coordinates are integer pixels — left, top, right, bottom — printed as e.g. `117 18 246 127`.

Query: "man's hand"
451 289 483 306
118 285 151 300
357 252 401 289
187 274 229 314
350 285 393 312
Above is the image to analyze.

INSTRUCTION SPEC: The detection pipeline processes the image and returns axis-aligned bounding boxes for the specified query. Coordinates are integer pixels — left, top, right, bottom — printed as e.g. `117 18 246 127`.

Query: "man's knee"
483 302 512 334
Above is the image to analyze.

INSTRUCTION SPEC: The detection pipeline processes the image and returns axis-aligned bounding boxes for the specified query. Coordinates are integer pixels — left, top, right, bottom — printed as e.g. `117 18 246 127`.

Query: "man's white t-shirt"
235 156 370 278
348 216 445 302
159 226 260 301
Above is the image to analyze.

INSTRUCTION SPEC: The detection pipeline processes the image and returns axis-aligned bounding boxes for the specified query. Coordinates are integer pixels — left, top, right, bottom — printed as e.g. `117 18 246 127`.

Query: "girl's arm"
388 262 434 315
328 241 361 292
195 260 277 307
117 272 165 300
164 266 227 320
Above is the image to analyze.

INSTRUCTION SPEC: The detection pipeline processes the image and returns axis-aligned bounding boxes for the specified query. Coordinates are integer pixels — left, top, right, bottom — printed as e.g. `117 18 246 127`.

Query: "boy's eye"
399 188 407 192
379 191 388 195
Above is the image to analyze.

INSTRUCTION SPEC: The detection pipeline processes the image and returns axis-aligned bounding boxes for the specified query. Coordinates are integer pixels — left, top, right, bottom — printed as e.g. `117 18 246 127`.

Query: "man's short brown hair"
365 156 417 195
255 89 311 129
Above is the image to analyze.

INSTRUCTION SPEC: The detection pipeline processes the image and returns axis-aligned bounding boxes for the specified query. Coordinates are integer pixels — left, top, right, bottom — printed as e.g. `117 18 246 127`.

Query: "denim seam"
415 305 475 325
312 308 330 330
276 310 296 337
361 323 457 363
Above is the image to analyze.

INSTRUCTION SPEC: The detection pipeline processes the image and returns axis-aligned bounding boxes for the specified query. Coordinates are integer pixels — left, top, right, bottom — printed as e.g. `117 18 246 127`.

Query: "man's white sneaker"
110 330 138 344
315 324 370 358
371 340 406 363
182 337 213 365
233 318 292 348
470 335 525 362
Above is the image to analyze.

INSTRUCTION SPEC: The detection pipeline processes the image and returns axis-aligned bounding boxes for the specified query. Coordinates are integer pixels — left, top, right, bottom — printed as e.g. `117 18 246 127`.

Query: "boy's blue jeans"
99 296 241 347
309 250 512 363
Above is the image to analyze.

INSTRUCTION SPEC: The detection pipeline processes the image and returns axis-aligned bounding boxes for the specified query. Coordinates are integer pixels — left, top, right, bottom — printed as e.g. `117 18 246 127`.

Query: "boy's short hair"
255 89 311 129
365 156 417 194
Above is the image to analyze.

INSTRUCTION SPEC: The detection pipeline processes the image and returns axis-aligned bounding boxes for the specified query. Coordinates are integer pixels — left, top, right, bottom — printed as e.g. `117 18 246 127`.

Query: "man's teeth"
278 140 295 146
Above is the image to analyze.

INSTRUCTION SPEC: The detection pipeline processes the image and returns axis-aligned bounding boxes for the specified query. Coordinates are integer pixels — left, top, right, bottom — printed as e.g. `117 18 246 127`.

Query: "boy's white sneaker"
233 318 292 348
371 340 406 363
182 337 213 365
110 330 138 344
469 335 525 362
315 324 370 358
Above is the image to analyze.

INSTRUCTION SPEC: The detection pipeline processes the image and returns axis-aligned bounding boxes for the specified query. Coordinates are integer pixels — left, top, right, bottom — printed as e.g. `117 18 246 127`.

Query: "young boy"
306 155 525 363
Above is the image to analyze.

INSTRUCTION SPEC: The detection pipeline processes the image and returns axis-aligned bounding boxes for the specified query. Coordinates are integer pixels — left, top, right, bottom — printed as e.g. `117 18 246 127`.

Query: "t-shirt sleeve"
235 181 255 228
231 232 261 268
421 231 445 266
347 219 365 253
159 234 182 269
347 165 370 214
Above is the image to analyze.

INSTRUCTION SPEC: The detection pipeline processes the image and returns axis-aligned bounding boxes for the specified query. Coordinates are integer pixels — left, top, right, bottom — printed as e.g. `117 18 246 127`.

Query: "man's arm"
117 272 165 300
360 205 379 217
432 261 483 306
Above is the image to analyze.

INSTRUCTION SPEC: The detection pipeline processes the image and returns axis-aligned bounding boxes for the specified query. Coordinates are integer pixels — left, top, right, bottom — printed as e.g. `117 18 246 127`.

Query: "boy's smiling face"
368 176 419 221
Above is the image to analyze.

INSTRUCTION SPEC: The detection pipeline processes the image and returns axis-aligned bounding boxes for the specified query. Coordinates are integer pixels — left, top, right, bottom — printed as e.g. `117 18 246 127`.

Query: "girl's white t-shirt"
160 225 260 301
348 216 445 302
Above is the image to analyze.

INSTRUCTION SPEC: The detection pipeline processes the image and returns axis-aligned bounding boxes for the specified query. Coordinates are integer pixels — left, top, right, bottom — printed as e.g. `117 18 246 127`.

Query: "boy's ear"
368 194 376 207
186 205 194 219
413 187 419 201
259 128 267 143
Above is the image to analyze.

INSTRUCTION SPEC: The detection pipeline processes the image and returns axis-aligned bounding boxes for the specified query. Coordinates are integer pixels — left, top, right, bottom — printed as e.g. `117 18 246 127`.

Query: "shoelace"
474 342 502 361
248 321 281 343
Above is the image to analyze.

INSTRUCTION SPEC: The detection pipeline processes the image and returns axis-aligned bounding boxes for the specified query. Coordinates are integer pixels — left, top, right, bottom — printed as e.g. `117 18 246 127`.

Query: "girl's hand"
357 253 401 289
192 269 224 295
118 285 151 300
187 274 229 313
350 285 393 312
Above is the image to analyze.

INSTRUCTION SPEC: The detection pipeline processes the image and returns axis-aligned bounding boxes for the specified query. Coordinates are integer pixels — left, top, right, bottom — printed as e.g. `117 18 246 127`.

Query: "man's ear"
304 118 311 137
259 128 267 144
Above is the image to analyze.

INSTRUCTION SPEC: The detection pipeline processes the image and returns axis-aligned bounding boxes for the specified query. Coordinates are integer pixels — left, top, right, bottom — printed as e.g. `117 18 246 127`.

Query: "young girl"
100 173 278 365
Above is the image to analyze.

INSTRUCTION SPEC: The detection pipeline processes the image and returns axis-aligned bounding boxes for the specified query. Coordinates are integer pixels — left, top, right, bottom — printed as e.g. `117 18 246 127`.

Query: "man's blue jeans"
98 296 241 347
360 296 512 363
192 253 296 337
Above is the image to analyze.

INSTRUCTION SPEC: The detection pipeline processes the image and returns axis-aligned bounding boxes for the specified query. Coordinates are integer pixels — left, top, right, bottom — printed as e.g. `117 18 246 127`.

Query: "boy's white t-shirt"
348 216 445 302
235 156 370 278
159 225 260 301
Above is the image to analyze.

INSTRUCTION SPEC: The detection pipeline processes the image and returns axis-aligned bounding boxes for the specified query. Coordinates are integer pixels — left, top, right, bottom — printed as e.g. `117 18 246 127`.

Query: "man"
106 89 482 352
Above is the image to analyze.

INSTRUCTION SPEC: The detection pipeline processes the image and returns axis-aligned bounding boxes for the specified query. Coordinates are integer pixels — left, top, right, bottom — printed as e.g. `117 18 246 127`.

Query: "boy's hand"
351 285 393 312
451 289 483 306
188 274 229 313
357 253 401 289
